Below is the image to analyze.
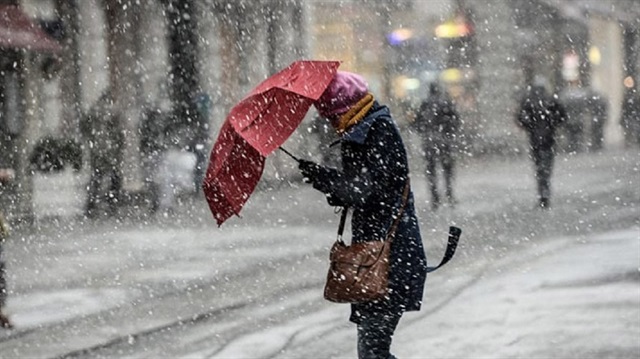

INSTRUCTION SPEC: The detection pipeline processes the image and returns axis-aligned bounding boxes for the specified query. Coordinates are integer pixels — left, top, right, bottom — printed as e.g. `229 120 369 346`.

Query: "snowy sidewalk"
394 228 640 359
1 149 637 358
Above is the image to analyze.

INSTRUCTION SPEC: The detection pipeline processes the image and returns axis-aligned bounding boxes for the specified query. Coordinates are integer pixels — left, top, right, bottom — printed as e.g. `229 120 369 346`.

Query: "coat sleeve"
308 153 373 207
550 100 567 127
412 101 426 133
310 119 402 207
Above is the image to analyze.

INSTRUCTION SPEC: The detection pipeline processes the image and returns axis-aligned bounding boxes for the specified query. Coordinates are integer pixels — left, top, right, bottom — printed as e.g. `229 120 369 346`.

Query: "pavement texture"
0 147 638 358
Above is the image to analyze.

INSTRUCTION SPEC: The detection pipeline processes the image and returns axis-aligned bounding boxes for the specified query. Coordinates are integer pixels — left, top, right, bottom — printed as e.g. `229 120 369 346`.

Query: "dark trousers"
193 149 207 195
425 145 455 207
357 310 402 359
532 148 554 205
564 121 584 153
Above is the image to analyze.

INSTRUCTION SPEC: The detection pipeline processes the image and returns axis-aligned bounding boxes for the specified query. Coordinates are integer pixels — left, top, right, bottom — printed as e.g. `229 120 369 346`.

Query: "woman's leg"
357 310 402 359
533 148 553 208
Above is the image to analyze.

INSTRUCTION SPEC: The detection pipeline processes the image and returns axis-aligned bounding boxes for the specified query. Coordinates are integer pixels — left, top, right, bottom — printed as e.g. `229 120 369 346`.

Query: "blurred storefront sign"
588 46 601 66
435 16 473 39
387 28 414 46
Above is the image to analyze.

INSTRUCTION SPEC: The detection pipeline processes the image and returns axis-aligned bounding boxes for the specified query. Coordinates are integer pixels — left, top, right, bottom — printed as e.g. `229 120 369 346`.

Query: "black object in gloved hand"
298 159 323 183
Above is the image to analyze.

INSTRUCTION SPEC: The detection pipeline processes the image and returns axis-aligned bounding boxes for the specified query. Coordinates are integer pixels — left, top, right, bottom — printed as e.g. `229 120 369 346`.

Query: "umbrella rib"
204 61 340 226
238 87 303 131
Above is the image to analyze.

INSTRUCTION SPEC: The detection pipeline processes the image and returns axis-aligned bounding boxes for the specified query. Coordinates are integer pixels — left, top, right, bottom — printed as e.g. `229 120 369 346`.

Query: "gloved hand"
325 193 345 207
298 159 322 184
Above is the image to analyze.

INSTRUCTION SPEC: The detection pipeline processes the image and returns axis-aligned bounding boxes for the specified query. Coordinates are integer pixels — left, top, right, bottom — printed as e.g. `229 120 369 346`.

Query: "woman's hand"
298 159 322 184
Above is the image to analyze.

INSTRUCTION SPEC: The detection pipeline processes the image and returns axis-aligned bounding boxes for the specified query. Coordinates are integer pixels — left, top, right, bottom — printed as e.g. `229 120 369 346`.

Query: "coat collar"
339 102 391 145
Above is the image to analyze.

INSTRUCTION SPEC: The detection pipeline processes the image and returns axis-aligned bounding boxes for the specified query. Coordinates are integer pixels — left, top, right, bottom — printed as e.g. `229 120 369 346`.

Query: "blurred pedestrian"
516 80 567 209
589 91 608 152
559 79 607 153
621 86 640 148
81 90 125 219
559 79 587 153
139 104 167 213
414 82 461 210
190 93 212 195
297 71 427 359
0 168 14 329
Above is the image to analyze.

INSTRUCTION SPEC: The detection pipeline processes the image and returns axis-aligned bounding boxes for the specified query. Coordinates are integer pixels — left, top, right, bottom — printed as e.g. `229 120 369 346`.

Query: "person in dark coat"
559 80 608 152
81 90 125 218
414 82 461 210
139 104 167 213
621 86 640 148
588 92 608 152
516 81 567 209
183 92 213 196
0 168 14 329
298 71 427 359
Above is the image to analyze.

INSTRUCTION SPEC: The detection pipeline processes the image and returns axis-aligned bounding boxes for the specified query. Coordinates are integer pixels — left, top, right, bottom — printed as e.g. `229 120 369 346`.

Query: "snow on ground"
393 228 640 359
153 228 638 359
2 149 637 358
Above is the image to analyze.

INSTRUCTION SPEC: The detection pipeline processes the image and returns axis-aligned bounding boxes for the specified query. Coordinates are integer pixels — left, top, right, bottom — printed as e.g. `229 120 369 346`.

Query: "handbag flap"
329 240 387 267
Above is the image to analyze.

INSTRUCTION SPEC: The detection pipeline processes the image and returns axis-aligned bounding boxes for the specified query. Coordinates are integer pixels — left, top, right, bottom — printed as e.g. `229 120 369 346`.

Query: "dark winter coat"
310 102 428 323
415 92 460 151
516 86 566 151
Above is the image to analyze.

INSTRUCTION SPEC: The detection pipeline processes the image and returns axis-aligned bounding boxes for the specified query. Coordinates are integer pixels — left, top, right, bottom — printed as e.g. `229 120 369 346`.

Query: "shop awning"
0 5 61 53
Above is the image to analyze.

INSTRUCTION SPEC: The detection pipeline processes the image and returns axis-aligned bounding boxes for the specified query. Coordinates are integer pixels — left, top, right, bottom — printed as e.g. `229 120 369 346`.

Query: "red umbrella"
203 60 340 226
203 122 266 226
229 60 340 156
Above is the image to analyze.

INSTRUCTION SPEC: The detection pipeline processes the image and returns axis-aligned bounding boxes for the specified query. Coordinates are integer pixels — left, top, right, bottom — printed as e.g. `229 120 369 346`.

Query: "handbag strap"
426 226 461 273
336 179 411 243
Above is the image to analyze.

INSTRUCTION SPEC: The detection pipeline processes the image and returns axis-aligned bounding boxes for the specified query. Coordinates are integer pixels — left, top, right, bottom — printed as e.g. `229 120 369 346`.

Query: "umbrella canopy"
203 60 340 226
203 122 266 226
229 60 340 156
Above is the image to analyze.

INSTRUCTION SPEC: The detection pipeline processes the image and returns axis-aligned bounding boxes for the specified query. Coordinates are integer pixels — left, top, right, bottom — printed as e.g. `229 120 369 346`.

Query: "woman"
298 71 427 358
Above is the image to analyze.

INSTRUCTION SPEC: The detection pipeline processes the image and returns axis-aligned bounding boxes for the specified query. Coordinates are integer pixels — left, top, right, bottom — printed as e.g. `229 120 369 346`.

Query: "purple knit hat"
314 71 369 118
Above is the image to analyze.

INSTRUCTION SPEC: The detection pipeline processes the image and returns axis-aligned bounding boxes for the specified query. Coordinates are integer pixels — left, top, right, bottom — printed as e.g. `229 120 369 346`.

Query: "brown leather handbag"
323 181 410 303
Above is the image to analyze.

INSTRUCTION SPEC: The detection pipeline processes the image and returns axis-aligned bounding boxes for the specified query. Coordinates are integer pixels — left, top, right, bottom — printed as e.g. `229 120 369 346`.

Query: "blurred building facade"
0 0 638 221
311 0 640 154
0 0 307 221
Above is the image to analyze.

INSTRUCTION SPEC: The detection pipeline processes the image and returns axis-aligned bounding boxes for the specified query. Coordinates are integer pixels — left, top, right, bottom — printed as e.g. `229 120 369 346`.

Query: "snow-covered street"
0 148 638 358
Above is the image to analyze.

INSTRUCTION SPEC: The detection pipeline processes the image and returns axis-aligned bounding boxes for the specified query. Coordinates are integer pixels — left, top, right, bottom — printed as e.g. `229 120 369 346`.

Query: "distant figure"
559 80 608 153
190 93 212 195
516 82 567 209
621 87 640 148
0 168 14 329
139 104 167 213
414 82 461 210
589 92 608 152
81 90 125 219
